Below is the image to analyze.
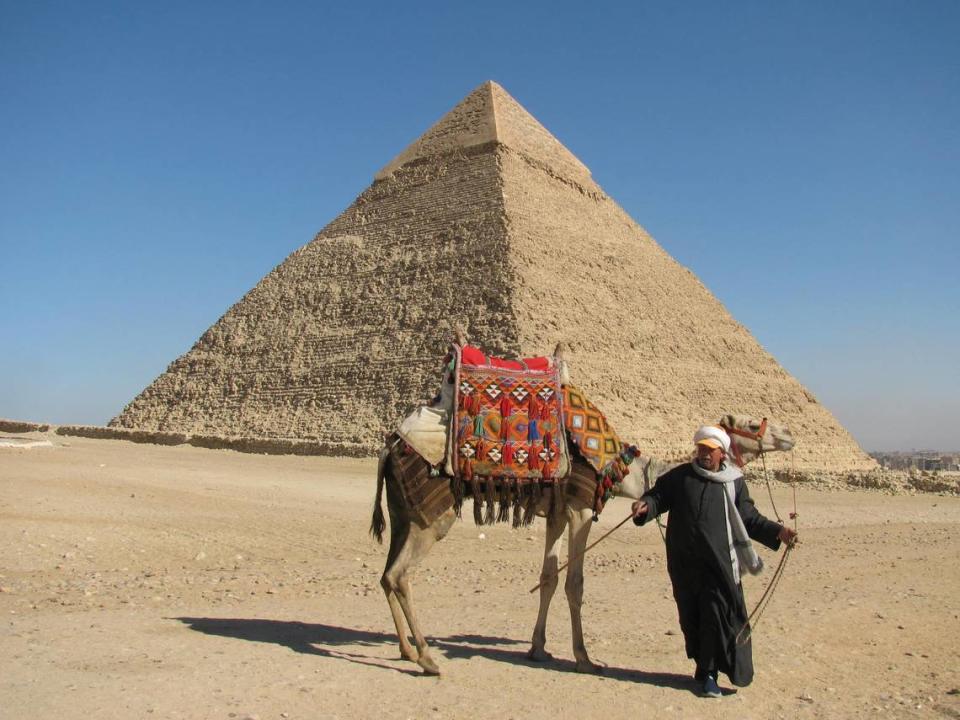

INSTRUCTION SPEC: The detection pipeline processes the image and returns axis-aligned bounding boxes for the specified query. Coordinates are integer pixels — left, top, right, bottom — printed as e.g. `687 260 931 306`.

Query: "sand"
2 433 958 720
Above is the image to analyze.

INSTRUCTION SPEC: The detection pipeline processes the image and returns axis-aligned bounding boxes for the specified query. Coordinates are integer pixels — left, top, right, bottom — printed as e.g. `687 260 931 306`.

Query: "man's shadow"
173 616 694 690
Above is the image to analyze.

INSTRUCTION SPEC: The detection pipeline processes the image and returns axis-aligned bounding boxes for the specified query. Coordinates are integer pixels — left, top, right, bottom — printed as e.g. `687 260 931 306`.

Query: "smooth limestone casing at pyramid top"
112 81 875 472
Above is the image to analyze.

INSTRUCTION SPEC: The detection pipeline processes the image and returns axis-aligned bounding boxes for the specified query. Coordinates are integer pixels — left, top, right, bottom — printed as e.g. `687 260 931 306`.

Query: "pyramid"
112 81 875 472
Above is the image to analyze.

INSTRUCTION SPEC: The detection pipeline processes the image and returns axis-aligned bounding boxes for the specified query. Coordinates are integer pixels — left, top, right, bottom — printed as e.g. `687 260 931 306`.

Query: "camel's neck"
615 450 765 499
613 455 681 500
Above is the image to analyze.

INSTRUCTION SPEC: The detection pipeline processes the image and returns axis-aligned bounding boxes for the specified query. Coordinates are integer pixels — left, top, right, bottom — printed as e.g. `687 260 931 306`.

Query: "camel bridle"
720 417 769 468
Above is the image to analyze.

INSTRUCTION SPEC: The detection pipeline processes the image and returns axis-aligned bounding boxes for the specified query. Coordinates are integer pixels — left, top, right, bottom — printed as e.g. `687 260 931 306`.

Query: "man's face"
695 443 724 471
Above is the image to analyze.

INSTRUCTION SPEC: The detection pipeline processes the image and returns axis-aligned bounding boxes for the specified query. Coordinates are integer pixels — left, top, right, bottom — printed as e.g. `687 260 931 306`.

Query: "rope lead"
738 449 799 645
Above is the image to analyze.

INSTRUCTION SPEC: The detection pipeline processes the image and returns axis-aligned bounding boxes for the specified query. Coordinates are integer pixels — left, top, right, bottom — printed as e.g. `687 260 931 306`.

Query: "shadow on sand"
173 616 695 690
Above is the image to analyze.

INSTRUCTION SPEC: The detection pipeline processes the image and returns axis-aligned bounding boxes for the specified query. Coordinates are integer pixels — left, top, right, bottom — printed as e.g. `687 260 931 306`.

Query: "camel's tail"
370 446 389 544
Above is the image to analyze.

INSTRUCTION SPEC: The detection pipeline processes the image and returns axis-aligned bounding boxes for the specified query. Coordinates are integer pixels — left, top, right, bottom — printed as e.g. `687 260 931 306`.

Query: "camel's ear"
553 342 566 360
454 325 468 347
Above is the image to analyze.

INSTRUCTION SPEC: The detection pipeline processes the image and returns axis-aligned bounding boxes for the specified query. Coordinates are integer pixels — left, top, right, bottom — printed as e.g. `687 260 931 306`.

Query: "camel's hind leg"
381 517 419 661
528 503 568 662
565 505 601 673
379 474 420 661
380 482 455 675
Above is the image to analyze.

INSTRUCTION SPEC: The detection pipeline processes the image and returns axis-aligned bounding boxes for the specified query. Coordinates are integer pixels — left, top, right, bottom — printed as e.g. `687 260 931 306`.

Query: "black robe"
634 462 782 686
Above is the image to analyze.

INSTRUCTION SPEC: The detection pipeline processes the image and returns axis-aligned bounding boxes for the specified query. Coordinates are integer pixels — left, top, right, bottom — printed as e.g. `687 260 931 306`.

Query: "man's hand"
778 525 798 547
631 500 648 519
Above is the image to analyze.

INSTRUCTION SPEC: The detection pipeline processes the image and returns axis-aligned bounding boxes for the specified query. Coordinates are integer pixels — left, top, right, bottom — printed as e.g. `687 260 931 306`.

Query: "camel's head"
718 414 795 465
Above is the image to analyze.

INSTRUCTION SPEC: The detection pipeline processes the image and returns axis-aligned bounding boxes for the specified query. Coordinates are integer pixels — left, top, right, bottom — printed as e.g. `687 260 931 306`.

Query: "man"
632 425 797 698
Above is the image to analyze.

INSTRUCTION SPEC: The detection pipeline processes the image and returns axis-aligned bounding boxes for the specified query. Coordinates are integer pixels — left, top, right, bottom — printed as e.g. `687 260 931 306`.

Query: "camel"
369 348 796 675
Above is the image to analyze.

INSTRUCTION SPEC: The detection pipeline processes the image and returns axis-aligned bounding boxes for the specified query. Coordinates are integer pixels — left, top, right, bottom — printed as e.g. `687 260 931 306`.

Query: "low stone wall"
186 434 373 457
1 418 375 458
56 425 189 445
0 419 51 433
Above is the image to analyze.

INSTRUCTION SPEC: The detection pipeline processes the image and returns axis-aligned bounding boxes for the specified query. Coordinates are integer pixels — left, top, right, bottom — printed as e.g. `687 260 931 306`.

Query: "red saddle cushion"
460 345 553 372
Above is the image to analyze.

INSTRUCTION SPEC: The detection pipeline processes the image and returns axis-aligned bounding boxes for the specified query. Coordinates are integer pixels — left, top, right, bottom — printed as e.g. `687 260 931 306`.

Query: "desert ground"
2 433 959 720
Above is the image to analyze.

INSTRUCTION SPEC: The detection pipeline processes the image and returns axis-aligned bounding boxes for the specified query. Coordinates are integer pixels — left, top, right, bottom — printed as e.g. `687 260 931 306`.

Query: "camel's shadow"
173 617 693 690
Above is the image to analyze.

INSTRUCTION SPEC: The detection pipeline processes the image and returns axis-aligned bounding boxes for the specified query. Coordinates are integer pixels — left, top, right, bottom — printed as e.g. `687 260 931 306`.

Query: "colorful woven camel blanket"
452 345 570 524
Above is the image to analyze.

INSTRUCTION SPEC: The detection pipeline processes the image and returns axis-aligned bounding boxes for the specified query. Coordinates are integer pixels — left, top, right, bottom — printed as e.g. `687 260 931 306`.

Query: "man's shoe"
701 674 722 698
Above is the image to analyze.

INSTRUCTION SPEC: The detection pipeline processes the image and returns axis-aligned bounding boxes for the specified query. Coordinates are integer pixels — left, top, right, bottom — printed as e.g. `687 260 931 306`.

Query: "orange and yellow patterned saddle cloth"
562 384 641 514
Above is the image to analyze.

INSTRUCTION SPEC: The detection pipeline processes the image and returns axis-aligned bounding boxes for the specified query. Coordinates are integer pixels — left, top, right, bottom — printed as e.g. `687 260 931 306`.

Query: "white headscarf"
693 424 731 454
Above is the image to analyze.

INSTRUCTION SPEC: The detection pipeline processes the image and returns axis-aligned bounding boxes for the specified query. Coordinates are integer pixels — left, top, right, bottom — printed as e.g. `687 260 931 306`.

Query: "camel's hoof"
399 648 419 663
417 655 441 676
575 660 603 674
526 648 554 663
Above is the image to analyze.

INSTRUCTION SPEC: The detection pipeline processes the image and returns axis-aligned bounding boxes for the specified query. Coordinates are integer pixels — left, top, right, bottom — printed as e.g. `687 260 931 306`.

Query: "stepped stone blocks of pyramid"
112 81 875 472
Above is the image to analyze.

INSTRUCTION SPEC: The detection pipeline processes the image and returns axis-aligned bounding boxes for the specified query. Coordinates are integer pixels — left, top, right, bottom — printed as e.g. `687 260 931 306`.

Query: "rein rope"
736 538 792 645
528 512 634 594
735 442 799 646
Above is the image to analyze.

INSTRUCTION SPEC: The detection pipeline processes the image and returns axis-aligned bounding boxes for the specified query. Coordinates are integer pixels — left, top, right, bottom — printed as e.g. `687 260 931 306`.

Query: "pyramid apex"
375 82 591 184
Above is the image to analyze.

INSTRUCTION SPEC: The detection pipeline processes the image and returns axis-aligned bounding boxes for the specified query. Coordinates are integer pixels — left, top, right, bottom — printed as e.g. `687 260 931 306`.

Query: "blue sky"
2 1 957 451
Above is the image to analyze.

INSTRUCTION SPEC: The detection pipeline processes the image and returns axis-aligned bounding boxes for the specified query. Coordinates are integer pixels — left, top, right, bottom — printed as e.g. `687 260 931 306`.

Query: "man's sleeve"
735 477 782 550
633 467 674 526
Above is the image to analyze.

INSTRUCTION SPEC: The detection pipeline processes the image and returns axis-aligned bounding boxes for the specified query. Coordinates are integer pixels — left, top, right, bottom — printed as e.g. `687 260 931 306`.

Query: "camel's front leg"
566 506 601 673
528 507 568 662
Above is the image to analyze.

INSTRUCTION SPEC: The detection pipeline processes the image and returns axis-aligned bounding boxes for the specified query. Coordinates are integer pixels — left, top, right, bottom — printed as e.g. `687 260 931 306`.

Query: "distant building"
869 451 960 472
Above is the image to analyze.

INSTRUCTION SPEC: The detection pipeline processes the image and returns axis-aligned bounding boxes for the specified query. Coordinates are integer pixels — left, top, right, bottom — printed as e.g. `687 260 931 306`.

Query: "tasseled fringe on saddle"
497 482 511 524
511 482 524 529
457 475 556 528
484 478 496 525
523 481 542 526
471 476 483 526
451 474 464 519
